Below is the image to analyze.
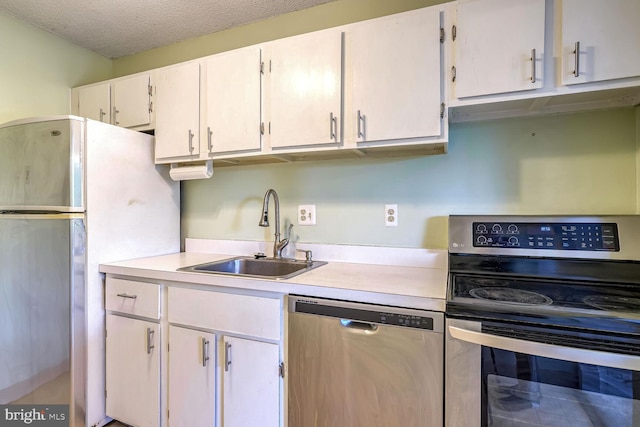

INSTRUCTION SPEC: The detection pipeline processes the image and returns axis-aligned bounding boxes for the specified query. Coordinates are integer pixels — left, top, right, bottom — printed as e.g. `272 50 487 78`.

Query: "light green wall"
0 10 112 123
182 109 637 250
112 0 445 76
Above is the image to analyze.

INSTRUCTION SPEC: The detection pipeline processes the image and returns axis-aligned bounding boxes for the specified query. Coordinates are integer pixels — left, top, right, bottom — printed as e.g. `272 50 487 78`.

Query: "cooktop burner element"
583 295 640 312
469 287 554 306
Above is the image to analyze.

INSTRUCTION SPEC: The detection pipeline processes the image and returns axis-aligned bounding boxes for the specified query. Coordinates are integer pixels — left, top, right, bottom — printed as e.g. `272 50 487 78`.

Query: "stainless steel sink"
178 256 327 280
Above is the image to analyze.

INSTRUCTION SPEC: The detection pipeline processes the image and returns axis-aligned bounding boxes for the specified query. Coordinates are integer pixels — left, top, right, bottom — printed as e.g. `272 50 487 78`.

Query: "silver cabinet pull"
201 337 210 367
113 107 120 125
329 112 337 141
530 49 536 83
357 110 365 139
573 41 580 77
207 127 213 153
188 129 195 153
146 327 155 354
99 108 106 122
116 293 137 299
224 341 232 372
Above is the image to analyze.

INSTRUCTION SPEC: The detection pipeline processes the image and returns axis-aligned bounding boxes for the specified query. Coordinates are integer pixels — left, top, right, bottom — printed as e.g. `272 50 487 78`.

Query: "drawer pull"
116 293 137 299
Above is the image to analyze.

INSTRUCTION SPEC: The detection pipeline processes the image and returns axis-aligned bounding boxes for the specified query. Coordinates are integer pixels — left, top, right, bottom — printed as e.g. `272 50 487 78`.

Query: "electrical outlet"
298 205 316 225
385 204 398 227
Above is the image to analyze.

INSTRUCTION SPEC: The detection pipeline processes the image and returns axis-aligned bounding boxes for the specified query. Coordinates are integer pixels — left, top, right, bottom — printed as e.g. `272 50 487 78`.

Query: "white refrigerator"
0 116 180 427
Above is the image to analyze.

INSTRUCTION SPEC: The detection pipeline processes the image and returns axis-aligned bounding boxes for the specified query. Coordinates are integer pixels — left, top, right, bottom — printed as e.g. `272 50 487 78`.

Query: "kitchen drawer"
106 278 160 319
168 287 281 340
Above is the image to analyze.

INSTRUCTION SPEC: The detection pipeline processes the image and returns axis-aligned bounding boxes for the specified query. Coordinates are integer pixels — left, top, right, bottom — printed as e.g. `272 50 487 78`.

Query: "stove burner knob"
491 224 503 233
508 236 519 246
508 224 518 233
476 224 487 233
477 235 488 245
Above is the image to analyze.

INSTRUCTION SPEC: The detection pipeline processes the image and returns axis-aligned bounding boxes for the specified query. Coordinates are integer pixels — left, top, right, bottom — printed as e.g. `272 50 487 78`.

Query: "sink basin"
179 256 327 280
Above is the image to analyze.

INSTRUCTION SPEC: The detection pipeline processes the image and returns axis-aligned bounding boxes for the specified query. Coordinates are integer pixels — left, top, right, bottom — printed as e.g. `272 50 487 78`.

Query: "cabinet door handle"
188 129 195 153
330 113 337 141
530 49 536 83
113 107 120 125
116 293 137 299
207 127 213 153
99 108 106 122
202 337 210 367
224 341 232 372
573 41 580 77
357 110 365 139
146 327 155 354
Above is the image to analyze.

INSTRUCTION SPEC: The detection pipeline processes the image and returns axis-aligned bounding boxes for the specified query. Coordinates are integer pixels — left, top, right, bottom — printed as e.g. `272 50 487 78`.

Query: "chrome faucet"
259 189 293 258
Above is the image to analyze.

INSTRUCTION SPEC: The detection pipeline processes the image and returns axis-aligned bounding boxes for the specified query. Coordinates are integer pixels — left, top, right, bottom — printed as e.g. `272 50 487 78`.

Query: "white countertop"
99 239 448 311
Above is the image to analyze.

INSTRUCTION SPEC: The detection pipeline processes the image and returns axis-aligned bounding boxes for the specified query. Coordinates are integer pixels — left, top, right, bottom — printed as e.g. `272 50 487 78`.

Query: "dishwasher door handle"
340 319 379 334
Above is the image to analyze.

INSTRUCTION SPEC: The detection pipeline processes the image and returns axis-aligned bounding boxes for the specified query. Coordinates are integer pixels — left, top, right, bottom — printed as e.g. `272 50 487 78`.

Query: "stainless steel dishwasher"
287 295 444 427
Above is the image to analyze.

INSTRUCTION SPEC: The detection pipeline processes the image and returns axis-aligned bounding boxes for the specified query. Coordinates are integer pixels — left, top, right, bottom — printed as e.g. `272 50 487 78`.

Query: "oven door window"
482 348 640 427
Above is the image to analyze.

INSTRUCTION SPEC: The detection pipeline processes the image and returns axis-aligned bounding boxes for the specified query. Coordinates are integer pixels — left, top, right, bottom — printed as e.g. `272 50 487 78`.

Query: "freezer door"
0 118 83 211
0 215 86 426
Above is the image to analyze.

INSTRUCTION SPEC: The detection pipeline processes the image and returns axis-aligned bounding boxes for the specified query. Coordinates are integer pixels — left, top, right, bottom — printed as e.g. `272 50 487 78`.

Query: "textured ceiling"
0 0 335 59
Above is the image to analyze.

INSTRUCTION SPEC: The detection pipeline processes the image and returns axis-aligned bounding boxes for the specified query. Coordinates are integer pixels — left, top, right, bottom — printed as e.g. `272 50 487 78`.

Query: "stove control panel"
472 222 619 251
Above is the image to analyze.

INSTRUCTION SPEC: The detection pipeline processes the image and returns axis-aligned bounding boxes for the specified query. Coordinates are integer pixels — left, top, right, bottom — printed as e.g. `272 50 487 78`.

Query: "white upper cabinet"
76 83 110 123
561 0 640 85
154 61 200 162
111 73 153 128
267 29 342 149
202 46 262 155
347 7 443 143
452 0 545 98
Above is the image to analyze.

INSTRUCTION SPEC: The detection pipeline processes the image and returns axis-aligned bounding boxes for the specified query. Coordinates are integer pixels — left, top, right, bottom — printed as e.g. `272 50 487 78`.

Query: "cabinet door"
221 337 279 427
168 326 216 427
268 30 342 148
106 314 160 427
350 8 441 143
77 83 110 123
155 62 200 161
203 47 262 155
112 74 152 128
453 0 545 98
562 0 640 85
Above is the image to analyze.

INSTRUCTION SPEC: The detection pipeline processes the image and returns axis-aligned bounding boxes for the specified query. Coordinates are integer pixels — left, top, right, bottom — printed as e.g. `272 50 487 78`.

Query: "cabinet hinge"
451 66 457 83
440 103 445 119
149 101 153 113
268 122 271 134
260 61 264 74
148 84 153 96
269 60 272 73
260 122 265 135
440 27 445 43
452 25 457 42
279 362 285 378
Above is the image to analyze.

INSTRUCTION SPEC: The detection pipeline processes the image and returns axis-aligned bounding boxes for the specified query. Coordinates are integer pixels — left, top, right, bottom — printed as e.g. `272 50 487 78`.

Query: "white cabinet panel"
155 62 200 161
453 0 545 98
105 278 160 319
106 314 160 427
168 326 216 427
268 30 342 148
76 83 110 123
112 74 152 128
562 0 640 85
202 47 262 154
349 7 442 142
222 336 279 427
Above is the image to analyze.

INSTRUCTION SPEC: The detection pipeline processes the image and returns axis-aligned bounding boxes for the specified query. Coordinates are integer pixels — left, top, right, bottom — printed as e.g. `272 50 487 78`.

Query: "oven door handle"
449 325 640 371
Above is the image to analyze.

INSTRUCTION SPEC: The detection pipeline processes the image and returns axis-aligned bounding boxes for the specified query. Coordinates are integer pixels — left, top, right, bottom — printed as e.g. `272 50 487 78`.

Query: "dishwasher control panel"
292 299 435 330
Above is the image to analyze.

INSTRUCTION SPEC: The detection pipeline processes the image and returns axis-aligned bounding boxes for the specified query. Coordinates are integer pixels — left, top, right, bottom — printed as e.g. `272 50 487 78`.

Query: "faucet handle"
254 252 267 259
296 249 313 262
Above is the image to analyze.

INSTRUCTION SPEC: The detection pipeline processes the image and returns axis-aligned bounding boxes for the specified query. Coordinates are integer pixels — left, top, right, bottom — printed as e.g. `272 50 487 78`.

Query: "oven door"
446 318 640 427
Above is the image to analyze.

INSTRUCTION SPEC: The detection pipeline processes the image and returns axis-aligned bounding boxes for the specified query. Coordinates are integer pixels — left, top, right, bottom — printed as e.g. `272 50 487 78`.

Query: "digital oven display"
472 222 620 251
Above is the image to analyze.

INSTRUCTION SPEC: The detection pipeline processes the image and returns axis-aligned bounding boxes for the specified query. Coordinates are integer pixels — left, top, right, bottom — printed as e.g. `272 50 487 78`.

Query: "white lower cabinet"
221 336 280 427
168 326 216 427
168 286 283 427
106 314 161 427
